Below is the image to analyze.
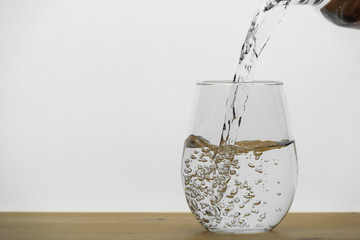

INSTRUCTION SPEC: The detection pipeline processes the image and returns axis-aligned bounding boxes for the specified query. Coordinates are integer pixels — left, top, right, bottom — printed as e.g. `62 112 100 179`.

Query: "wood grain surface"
0 212 359 240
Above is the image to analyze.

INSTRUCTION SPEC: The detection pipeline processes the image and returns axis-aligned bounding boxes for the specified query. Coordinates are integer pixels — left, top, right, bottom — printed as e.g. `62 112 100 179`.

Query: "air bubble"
230 188 238 195
224 205 233 212
253 200 261 206
201 147 210 153
248 163 255 168
182 135 294 230
243 193 255 199
184 169 192 173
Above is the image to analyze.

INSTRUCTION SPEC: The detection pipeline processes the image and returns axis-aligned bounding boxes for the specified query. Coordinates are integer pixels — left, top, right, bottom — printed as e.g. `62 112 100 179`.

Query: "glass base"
207 227 273 234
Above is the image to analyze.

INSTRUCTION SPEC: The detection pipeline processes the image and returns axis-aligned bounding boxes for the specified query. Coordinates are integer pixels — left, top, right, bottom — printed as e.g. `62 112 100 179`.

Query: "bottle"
293 0 360 29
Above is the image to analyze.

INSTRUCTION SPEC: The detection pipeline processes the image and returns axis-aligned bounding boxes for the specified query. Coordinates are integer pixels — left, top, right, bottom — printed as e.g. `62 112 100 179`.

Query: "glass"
181 81 298 234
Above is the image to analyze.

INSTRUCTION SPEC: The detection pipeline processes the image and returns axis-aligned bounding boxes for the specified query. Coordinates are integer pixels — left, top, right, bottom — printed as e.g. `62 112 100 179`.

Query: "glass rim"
196 80 283 85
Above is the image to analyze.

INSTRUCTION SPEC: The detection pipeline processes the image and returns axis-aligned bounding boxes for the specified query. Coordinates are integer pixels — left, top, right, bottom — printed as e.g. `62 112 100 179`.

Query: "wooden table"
0 212 359 240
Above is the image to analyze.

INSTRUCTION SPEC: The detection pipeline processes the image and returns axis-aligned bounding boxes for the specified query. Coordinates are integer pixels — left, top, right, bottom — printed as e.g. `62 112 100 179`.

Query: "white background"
0 0 359 212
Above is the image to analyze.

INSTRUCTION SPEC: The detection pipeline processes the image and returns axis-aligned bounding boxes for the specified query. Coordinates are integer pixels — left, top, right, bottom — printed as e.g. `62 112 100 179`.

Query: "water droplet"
277 192 281 196
193 150 199 154
248 163 255 168
190 155 196 159
277 181 280 184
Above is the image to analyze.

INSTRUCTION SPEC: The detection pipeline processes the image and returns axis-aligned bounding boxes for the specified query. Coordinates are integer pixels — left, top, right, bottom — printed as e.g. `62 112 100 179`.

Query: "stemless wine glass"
181 81 298 234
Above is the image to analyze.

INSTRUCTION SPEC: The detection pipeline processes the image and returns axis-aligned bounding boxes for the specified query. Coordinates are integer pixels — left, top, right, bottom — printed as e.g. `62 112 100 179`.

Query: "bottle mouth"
291 0 328 7
197 81 283 86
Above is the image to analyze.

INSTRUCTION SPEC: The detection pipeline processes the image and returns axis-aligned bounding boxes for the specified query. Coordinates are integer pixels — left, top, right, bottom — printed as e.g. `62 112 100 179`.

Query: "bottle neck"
291 0 360 29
